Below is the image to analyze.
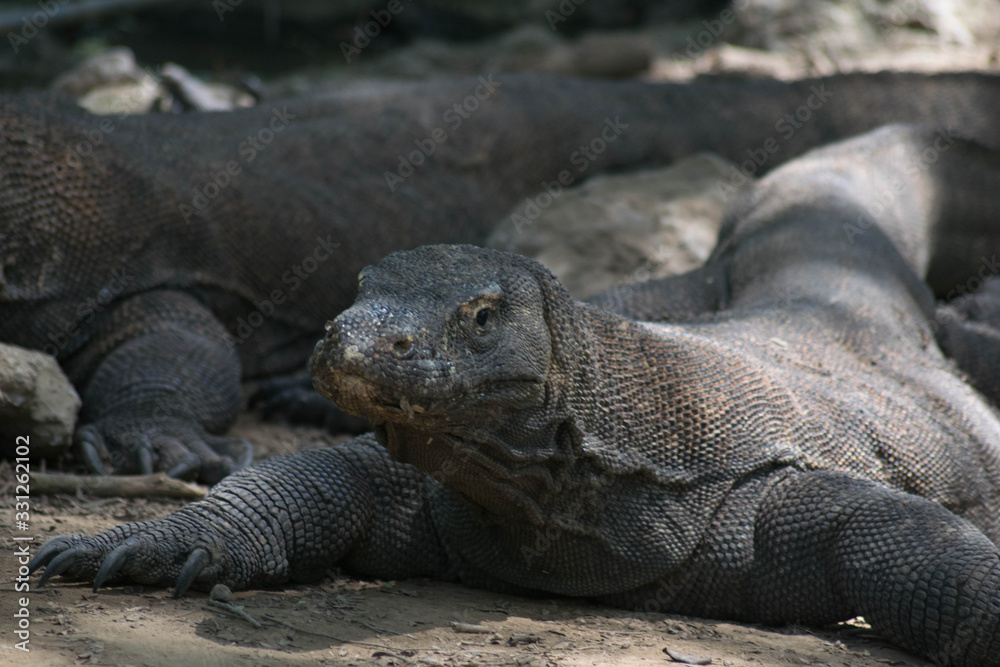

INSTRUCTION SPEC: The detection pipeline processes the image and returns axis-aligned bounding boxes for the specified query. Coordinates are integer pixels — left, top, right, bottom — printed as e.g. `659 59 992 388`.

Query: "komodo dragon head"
310 243 554 417
310 243 707 527
309 245 586 481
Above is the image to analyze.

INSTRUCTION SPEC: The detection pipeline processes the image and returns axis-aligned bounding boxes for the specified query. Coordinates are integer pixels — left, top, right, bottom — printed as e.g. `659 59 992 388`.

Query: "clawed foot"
250 373 370 434
28 528 226 597
76 416 253 485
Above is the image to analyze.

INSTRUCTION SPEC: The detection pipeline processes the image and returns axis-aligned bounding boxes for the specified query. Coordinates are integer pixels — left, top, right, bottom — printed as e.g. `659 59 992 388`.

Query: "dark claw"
249 373 312 412
261 389 325 423
166 453 201 479
78 427 109 476
250 373 368 430
38 547 82 587
93 538 137 591
29 536 73 573
175 547 211 598
77 415 250 482
200 435 255 478
137 441 154 476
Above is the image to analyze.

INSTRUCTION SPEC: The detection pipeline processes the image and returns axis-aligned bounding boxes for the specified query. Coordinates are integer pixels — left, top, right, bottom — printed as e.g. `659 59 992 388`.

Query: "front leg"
30 435 454 595
66 290 251 483
749 470 1000 667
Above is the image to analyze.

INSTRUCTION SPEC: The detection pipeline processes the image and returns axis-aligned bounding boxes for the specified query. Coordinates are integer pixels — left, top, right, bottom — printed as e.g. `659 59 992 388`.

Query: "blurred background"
2 0 998 312
1 0 998 107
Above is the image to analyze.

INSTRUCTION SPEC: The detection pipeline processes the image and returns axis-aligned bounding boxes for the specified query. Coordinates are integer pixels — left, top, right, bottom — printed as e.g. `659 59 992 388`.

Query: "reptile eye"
475 308 490 327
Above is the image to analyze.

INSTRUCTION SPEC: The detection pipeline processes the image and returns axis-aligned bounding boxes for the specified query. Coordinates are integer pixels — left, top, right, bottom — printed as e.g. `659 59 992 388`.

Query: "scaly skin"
4 73 1000 480
31 126 1000 665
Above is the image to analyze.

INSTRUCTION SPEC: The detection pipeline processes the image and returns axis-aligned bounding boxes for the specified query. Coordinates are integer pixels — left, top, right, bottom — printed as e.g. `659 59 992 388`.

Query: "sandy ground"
2 2 992 663
1 414 931 667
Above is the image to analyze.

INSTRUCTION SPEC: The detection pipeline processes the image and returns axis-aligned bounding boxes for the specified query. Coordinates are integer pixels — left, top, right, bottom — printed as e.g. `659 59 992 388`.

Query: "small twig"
32 472 208 500
664 647 713 665
261 613 391 648
208 600 262 628
450 621 491 634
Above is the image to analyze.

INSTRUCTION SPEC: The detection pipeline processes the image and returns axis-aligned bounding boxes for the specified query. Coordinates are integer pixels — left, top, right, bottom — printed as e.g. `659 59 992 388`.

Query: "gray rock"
50 48 253 115
270 25 653 96
487 153 752 299
0 342 80 457
159 62 256 112
210 583 234 602
51 47 147 98
732 0 996 53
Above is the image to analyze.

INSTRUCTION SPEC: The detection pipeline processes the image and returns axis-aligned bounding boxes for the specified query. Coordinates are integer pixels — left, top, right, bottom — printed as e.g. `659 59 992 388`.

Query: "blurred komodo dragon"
31 125 1000 666
3 72 1000 483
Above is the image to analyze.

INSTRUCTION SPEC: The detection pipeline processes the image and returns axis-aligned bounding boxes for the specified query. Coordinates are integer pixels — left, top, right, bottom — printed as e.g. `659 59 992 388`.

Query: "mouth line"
324 370 543 414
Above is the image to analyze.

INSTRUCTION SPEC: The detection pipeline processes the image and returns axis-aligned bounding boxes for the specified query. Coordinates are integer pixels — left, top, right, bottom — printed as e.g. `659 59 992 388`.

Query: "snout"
308 304 436 417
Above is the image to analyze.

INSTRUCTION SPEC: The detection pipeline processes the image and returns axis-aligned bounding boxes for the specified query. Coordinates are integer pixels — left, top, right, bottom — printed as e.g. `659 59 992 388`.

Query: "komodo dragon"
3 72 1000 483
30 125 1000 666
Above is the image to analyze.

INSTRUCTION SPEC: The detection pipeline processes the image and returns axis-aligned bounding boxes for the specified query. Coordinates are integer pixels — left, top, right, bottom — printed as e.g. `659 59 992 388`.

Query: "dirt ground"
1 1 994 664
1 414 929 667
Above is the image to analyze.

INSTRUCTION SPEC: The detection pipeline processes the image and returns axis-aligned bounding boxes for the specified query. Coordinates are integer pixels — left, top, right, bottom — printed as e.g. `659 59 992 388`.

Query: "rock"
330 25 651 83
538 31 655 78
77 78 167 116
49 46 168 115
487 153 752 299
732 0 996 53
160 62 256 112
210 584 234 602
647 0 1000 83
50 48 253 115
0 343 80 458
660 43 811 81
366 24 567 79
51 47 147 98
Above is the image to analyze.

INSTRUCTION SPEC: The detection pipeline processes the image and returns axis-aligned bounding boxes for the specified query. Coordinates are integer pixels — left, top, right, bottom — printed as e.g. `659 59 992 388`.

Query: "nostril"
392 335 414 359
324 320 338 340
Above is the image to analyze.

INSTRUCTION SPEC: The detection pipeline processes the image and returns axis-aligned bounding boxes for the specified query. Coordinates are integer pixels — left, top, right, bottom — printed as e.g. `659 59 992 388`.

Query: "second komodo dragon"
31 125 1000 666
3 72 1000 481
